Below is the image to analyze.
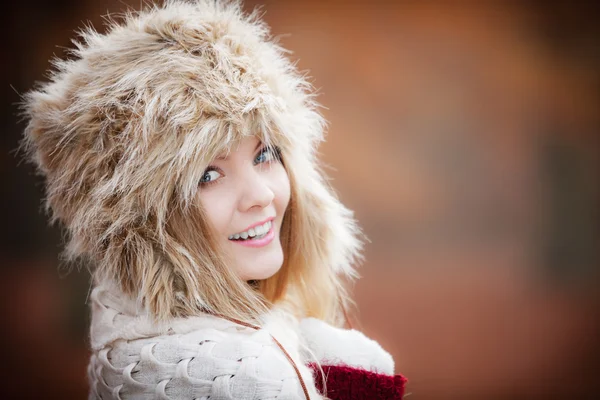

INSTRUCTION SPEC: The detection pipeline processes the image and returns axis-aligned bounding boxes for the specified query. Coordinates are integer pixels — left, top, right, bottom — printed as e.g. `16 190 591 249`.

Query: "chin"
237 255 284 281
234 243 285 281
243 264 282 281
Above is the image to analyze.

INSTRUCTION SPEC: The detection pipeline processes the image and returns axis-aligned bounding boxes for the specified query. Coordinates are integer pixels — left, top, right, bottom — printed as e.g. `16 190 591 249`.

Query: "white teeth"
229 220 272 240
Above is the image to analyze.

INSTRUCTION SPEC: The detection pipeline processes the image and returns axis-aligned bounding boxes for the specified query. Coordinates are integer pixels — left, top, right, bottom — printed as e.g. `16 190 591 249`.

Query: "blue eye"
199 168 221 186
254 146 282 165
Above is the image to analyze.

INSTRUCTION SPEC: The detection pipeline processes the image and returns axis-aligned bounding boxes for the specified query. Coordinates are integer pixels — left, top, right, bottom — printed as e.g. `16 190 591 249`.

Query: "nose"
237 167 275 212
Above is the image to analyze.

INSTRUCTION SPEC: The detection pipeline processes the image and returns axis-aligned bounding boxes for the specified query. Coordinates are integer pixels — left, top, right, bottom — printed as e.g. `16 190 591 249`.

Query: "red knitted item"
307 362 408 400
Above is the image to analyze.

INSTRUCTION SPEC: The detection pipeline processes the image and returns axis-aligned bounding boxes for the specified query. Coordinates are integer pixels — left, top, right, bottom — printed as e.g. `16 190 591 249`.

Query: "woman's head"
21 0 363 324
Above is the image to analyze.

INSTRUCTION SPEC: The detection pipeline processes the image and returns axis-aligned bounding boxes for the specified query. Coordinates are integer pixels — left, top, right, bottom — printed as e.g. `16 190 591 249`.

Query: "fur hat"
21 0 362 321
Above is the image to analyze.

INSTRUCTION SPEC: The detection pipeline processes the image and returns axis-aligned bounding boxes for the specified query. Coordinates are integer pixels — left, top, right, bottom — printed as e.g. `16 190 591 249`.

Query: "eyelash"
199 145 282 187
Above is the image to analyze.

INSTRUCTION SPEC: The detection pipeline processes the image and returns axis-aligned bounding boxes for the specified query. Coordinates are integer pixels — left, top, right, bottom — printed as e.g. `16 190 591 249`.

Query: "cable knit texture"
88 283 405 399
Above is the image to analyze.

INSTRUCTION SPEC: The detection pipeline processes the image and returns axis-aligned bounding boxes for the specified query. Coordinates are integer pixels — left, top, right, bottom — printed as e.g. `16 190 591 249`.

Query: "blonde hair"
20 0 364 325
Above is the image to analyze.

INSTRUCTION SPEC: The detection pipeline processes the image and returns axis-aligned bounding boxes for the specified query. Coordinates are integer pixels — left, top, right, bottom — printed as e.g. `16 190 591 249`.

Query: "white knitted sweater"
88 283 395 399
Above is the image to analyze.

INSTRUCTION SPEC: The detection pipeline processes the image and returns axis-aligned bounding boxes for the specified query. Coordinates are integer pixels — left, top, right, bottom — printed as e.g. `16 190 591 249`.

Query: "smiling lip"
238 217 275 234
230 222 275 248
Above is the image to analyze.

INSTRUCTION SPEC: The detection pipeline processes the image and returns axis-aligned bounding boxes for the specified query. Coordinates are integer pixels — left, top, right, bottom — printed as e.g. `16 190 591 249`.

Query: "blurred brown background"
3 0 599 399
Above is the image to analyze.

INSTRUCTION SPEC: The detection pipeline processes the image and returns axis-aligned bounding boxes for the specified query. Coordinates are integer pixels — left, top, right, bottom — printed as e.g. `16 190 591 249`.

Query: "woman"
21 0 407 398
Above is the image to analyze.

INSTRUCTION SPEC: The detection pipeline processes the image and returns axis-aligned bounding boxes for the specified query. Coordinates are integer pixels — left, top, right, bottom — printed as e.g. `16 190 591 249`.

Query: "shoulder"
88 283 242 350
299 317 395 375
88 284 320 399
89 326 308 399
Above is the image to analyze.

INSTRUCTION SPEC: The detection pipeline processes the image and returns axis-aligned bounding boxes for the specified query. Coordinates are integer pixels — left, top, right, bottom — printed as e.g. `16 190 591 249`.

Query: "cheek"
273 166 291 212
197 190 234 235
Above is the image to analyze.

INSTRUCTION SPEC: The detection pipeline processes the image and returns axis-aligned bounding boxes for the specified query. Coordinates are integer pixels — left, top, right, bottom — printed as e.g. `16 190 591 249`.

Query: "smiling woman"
19 0 407 399
198 136 290 281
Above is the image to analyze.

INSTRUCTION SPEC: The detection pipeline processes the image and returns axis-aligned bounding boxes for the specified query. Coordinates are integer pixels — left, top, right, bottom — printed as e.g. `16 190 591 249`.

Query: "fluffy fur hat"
21 0 362 321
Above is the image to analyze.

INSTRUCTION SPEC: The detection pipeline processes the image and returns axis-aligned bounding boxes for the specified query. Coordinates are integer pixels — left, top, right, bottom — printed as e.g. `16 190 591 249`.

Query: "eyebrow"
215 141 263 160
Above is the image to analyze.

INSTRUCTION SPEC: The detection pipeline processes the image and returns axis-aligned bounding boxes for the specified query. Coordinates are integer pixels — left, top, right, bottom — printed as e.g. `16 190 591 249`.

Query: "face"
196 136 291 281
